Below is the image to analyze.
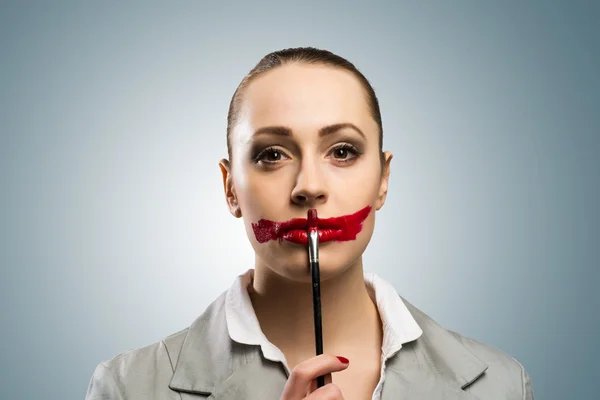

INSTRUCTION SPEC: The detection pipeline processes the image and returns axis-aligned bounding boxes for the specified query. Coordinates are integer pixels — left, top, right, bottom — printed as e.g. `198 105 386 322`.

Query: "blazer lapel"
379 298 488 400
380 368 482 400
168 291 289 400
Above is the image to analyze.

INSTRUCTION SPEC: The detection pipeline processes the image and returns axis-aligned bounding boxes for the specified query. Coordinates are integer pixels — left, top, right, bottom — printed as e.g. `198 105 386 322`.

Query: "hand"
280 354 350 399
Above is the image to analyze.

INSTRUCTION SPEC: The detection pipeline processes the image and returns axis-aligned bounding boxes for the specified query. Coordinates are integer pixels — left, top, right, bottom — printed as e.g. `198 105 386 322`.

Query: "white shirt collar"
225 269 422 371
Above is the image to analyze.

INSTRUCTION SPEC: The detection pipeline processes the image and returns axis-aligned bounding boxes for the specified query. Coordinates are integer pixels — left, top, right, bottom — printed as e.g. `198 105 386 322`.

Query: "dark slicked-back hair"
226 47 384 165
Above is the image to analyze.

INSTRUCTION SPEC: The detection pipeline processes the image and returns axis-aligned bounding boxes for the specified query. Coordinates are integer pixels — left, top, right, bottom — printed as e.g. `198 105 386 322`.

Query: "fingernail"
336 356 349 364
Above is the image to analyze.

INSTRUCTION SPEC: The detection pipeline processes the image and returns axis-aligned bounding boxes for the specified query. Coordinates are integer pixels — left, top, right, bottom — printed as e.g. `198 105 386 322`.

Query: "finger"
281 355 349 400
305 383 344 400
307 373 333 395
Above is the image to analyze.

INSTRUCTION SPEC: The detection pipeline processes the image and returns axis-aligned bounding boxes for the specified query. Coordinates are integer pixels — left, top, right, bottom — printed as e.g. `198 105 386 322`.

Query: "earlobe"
219 159 242 218
375 152 393 211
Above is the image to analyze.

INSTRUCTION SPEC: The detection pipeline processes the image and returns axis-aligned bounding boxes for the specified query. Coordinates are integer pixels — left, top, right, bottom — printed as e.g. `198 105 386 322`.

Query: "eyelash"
253 143 362 165
329 143 362 164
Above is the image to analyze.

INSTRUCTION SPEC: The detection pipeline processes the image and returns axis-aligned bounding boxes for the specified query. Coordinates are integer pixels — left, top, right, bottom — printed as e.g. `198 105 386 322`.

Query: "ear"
375 151 393 211
219 158 242 218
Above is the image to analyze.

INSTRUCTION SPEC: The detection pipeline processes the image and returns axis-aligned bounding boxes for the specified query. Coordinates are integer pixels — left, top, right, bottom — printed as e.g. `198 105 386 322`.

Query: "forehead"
238 63 375 136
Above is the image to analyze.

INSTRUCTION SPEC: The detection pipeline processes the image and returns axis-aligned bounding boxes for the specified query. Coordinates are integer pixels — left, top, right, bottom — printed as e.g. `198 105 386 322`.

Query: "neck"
248 257 382 362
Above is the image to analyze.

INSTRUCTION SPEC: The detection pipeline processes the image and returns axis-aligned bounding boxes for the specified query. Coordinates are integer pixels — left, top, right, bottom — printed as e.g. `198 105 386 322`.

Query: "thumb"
307 373 333 395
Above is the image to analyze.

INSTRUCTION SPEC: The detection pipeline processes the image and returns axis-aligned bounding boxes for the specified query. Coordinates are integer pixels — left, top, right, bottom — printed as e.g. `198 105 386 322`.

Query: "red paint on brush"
251 205 371 245
308 209 318 232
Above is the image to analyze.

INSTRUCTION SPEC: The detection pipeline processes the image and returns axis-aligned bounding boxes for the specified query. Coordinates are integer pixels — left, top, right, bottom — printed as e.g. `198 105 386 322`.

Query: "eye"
328 143 361 164
253 146 290 165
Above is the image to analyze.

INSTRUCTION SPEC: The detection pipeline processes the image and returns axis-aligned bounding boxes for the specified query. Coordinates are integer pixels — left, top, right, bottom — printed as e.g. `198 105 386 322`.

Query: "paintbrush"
307 208 325 388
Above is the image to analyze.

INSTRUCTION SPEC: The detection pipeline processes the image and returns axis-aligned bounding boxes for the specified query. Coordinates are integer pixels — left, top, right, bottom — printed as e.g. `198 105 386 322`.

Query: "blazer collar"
169 291 488 399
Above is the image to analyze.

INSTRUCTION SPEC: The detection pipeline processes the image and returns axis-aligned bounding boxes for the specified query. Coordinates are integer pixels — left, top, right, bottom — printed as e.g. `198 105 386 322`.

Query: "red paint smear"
307 209 318 232
251 205 372 244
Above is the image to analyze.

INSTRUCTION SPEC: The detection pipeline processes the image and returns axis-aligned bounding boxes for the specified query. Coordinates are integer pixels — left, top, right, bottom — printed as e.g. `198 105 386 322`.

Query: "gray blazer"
85 291 534 399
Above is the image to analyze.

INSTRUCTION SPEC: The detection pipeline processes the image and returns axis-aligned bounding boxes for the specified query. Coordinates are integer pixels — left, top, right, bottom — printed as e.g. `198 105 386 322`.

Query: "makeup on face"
251 205 371 244
246 123 368 170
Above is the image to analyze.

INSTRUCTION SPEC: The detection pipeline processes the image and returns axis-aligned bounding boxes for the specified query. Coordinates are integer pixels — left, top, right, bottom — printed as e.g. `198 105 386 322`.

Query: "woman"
85 47 534 400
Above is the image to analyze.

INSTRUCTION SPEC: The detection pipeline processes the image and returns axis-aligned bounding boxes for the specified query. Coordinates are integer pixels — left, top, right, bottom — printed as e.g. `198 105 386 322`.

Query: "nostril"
292 190 327 206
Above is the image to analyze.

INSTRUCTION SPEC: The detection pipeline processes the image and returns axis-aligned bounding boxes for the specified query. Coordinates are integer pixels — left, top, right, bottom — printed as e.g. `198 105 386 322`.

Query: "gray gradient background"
1 1 598 399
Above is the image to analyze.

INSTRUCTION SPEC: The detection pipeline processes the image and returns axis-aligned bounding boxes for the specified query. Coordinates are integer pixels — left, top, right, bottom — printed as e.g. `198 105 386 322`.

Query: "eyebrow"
252 122 366 140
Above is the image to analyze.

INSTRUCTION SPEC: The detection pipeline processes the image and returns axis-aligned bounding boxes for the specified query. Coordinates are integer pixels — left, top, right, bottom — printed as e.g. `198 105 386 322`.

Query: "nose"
291 158 328 207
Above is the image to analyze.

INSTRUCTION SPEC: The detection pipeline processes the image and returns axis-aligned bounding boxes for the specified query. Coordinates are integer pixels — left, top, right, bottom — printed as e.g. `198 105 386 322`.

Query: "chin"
260 240 365 283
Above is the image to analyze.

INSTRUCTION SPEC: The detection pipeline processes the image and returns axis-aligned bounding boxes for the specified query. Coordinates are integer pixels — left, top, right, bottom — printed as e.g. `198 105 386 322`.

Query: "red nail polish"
336 356 349 364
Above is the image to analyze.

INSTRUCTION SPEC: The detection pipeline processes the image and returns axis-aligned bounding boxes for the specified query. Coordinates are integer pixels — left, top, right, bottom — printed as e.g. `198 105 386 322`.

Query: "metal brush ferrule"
308 230 319 263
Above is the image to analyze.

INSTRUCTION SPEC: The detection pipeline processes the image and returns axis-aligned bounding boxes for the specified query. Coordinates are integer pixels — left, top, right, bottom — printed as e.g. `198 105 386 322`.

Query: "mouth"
251 205 371 244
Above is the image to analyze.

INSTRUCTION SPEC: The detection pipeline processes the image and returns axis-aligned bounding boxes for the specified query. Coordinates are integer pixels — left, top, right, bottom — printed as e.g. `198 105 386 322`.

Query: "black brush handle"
310 258 325 388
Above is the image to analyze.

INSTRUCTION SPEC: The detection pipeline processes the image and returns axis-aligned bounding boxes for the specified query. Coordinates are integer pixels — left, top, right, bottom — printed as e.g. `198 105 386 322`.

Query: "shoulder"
401 297 534 399
447 330 534 399
85 291 229 399
85 327 190 400
103 327 189 376
86 291 229 399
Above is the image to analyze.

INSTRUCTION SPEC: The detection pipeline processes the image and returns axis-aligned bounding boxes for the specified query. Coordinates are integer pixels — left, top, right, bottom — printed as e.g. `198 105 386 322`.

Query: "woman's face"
220 63 392 283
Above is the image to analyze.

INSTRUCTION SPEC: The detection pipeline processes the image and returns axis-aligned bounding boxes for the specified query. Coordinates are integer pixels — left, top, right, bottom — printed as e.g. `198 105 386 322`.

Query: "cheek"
329 161 381 201
235 169 290 213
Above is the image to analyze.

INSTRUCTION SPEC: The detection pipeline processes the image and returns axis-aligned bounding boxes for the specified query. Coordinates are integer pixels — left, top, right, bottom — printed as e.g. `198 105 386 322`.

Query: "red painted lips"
251 205 371 244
